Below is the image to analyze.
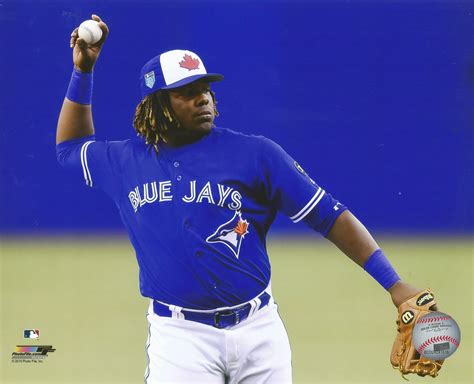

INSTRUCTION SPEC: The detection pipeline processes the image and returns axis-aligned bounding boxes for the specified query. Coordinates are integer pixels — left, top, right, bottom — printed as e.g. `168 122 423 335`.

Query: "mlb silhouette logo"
24 329 40 339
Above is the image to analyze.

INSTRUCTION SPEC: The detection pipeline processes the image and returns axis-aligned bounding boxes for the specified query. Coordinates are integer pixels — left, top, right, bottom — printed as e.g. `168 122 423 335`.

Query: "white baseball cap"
140 49 224 98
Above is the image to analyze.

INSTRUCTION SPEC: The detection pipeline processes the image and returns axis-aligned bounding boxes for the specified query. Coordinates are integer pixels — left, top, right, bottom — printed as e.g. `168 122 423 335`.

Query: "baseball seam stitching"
417 316 451 324
82 26 94 43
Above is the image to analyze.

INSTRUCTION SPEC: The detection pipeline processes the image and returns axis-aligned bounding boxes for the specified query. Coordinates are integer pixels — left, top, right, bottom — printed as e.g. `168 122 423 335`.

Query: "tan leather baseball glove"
390 289 444 378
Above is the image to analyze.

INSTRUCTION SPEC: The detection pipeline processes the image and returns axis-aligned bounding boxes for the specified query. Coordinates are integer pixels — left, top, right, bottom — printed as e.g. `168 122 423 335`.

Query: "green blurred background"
1 236 472 383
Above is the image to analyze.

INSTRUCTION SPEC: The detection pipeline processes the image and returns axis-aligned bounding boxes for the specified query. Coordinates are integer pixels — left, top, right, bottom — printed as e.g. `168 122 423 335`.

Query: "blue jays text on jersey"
128 179 243 213
57 127 347 310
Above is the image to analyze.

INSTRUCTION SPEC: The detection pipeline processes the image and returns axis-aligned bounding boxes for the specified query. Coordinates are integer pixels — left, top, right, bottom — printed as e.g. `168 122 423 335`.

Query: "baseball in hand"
413 311 461 359
78 20 103 45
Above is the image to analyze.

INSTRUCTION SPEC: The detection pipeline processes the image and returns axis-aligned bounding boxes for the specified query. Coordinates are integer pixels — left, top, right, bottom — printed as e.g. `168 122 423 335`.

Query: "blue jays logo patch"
206 211 249 259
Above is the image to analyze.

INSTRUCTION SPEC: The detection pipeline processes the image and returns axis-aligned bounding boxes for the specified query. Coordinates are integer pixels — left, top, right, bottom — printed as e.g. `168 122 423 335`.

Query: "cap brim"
161 73 224 90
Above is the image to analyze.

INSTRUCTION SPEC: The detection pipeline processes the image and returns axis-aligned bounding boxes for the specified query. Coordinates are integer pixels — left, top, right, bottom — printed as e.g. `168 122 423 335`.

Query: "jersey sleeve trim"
80 140 95 187
290 187 326 223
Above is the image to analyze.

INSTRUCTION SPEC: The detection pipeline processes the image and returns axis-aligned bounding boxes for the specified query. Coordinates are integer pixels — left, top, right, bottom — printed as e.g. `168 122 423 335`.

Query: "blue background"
0 0 472 234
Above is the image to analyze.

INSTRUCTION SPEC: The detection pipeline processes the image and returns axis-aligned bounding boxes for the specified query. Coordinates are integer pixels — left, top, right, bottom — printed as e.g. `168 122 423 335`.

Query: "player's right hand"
70 14 109 73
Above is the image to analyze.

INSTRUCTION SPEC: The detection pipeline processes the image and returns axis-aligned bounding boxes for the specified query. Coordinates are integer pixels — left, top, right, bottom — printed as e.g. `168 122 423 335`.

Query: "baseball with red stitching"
413 311 461 359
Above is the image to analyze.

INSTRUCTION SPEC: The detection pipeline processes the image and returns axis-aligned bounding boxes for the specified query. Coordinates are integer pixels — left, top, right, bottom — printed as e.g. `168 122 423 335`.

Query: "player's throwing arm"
57 15 109 144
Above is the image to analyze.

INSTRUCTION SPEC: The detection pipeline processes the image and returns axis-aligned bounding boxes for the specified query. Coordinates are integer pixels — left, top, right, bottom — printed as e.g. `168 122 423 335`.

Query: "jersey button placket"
173 161 182 181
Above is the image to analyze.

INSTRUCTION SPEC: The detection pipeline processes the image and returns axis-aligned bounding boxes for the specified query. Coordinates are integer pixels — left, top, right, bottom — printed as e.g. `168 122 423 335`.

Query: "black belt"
153 291 271 329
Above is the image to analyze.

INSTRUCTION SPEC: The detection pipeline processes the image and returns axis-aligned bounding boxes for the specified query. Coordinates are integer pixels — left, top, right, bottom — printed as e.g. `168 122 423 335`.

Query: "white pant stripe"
144 313 152 384
253 297 262 317
249 299 259 317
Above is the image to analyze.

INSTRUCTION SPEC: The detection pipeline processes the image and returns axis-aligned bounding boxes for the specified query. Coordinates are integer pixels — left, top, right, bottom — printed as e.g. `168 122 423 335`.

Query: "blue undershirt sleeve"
258 137 347 236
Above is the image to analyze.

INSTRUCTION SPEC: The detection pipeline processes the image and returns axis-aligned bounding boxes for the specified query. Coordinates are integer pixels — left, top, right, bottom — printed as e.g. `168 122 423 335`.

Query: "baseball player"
57 15 444 383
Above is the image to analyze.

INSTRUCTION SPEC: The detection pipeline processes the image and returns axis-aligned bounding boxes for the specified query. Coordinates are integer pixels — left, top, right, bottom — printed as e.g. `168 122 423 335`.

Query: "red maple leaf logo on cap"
179 54 200 71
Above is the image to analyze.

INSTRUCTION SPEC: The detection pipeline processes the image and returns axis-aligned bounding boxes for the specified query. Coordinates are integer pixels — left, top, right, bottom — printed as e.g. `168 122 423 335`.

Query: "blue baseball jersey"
57 127 346 309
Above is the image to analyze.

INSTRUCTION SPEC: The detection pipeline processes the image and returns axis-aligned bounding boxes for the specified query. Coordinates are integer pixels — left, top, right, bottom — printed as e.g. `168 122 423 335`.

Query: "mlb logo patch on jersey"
24 329 40 339
206 211 249 259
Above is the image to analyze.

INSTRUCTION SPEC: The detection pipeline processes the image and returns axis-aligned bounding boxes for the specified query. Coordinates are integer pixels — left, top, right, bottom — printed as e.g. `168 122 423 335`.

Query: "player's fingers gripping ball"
78 20 102 45
413 312 461 359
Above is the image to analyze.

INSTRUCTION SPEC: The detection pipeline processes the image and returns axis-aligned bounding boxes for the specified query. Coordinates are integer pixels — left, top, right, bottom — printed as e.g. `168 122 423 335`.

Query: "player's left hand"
388 281 439 310
390 288 444 378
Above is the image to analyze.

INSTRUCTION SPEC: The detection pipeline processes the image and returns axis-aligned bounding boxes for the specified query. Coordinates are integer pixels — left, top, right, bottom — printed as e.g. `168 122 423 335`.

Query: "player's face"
168 80 215 134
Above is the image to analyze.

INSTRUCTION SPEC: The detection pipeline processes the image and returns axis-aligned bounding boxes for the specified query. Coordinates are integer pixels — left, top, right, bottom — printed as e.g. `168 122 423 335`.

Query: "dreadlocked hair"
133 89 219 153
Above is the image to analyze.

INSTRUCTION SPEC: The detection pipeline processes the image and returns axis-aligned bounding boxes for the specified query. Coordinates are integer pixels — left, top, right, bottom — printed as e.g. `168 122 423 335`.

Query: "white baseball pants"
144 300 292 384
